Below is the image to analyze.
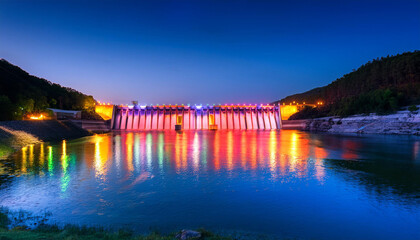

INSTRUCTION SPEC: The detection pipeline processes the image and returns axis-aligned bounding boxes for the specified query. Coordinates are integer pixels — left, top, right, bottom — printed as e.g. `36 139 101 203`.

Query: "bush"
408 105 419 112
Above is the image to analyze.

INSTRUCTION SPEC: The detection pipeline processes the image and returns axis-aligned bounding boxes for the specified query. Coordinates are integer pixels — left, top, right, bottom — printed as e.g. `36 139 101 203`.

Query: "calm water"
0 130 419 239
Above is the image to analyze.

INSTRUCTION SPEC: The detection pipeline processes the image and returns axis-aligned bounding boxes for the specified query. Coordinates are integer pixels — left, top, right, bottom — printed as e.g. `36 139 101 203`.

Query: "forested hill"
275 51 420 118
0 59 95 120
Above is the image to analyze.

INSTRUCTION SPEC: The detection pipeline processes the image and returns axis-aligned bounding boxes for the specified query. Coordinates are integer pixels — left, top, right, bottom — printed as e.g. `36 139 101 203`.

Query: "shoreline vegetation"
0 208 236 240
276 51 420 119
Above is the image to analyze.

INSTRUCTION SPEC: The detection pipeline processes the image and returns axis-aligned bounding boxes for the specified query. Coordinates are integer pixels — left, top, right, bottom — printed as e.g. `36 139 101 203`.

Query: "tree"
0 95 15 120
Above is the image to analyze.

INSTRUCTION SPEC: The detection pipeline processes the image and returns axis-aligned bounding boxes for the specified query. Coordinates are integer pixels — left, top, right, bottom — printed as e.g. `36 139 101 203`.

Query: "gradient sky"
0 0 419 105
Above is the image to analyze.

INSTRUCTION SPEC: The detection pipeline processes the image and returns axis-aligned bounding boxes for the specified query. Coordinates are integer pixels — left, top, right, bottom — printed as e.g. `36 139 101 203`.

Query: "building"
48 108 82 120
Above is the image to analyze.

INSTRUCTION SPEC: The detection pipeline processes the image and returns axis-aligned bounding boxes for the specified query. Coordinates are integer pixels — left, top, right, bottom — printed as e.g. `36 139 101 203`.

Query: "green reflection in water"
146 133 152 170
201 134 208 166
158 133 164 169
48 146 54 175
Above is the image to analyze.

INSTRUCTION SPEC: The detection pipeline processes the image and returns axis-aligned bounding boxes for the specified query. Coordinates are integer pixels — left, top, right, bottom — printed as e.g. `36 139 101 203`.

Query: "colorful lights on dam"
95 102 321 128
112 104 282 130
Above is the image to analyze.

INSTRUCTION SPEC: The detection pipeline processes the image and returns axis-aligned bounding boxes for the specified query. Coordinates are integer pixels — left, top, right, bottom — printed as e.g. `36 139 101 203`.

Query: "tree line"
0 59 96 120
274 51 420 119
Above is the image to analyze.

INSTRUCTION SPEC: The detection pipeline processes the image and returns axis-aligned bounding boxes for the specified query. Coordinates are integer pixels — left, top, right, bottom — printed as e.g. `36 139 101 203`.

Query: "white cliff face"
306 106 420 135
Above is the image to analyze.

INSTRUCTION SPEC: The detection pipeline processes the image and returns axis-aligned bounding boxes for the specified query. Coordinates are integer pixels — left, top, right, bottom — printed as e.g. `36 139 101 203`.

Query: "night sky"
0 0 419 105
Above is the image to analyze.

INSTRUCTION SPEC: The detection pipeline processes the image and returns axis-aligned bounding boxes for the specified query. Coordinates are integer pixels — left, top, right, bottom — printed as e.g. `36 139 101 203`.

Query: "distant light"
140 105 147 109
29 114 45 120
196 105 202 109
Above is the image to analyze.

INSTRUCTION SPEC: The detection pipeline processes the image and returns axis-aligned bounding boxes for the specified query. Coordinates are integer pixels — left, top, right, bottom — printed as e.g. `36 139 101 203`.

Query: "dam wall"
111 105 282 130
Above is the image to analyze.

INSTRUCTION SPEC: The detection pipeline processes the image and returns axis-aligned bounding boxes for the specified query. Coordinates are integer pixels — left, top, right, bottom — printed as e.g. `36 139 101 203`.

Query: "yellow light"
29 114 44 120
95 104 114 120
280 105 299 120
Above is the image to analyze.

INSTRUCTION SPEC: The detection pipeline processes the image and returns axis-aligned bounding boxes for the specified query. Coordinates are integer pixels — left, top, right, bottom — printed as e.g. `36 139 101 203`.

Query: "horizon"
1 0 419 105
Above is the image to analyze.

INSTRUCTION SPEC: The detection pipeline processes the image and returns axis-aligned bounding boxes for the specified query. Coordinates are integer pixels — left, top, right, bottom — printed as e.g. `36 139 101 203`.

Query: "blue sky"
0 0 419 105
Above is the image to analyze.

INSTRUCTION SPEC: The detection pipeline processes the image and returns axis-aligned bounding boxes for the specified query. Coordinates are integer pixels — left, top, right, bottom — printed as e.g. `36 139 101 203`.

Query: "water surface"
0 130 419 239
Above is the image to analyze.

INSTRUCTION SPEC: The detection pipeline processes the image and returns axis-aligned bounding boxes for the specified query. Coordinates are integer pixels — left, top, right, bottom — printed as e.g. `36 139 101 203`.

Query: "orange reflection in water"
341 140 360 160
192 132 199 171
94 135 110 180
39 143 45 167
240 131 247 169
21 147 27 174
29 144 34 167
213 132 220 171
269 130 278 176
226 131 234 171
175 133 181 171
125 132 134 173
250 131 257 170
182 133 188 171
277 131 312 178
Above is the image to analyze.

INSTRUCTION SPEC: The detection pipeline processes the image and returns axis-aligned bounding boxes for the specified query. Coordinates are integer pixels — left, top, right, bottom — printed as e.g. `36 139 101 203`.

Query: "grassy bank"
0 227 232 240
0 209 232 240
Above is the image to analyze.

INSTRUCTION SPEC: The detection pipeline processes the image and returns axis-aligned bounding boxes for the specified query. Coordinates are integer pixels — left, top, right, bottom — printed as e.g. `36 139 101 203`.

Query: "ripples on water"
0 130 419 240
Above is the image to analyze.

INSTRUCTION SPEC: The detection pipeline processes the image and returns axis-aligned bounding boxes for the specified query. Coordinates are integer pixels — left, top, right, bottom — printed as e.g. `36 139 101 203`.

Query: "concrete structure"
71 120 111 132
111 104 282 130
48 108 82 120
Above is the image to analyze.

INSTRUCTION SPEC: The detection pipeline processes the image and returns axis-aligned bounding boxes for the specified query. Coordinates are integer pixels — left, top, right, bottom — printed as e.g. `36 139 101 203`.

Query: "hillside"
274 51 420 118
0 59 96 120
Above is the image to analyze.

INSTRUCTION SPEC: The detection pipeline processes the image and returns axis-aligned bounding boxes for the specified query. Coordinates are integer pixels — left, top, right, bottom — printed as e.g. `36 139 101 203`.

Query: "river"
0 130 419 239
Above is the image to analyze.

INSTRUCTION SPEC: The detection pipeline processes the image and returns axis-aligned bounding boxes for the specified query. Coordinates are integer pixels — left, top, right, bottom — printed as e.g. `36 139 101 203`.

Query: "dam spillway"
111 105 282 130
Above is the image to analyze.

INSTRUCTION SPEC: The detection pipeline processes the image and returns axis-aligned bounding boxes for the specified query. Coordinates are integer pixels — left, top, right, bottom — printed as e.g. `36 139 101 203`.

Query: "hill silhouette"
274 51 420 119
0 59 95 120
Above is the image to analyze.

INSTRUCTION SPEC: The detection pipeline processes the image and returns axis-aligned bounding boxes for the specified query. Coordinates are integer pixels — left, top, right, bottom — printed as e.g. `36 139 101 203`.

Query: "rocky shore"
303 108 420 135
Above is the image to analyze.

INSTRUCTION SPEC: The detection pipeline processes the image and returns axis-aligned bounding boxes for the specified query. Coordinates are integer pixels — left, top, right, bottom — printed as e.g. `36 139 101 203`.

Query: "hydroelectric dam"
94 103 308 130
109 104 286 130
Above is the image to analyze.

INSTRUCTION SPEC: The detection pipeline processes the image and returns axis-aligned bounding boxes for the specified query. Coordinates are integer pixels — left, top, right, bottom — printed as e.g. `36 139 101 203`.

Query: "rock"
176 229 201 240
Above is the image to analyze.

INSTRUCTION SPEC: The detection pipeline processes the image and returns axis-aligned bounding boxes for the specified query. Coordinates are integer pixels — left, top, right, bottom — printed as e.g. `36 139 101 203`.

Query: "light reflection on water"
0 130 420 240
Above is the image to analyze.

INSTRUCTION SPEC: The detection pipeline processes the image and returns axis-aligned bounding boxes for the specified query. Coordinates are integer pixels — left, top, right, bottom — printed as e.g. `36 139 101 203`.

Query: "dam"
110 104 282 130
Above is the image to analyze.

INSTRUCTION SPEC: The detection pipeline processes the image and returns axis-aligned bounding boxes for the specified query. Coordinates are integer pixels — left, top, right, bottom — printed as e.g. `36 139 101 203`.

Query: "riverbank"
0 209 231 240
300 108 420 135
0 227 232 240
0 120 92 159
